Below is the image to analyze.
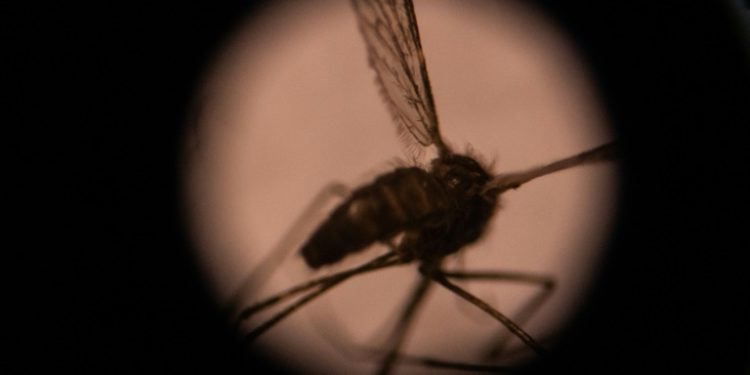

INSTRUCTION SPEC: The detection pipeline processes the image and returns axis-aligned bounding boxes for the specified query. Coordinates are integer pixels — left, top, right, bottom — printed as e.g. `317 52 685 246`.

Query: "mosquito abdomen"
300 167 450 268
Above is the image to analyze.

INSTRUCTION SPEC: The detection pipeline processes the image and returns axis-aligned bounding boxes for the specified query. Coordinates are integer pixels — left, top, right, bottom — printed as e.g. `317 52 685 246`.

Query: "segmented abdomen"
300 167 450 268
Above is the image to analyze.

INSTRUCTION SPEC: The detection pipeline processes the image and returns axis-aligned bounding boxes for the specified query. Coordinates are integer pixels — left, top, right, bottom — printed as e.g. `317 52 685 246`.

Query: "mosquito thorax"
400 153 499 262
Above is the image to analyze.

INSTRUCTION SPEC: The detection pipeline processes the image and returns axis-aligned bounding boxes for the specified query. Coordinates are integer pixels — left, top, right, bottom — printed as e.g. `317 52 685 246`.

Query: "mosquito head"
431 153 494 203
416 153 499 259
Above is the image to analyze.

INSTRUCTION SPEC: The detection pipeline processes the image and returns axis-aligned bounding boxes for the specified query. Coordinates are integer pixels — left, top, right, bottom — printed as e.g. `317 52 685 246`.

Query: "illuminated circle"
184 0 617 373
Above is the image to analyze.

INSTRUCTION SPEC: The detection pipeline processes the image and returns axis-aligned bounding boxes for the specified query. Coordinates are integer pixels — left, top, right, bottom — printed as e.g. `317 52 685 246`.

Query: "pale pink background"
185 0 617 373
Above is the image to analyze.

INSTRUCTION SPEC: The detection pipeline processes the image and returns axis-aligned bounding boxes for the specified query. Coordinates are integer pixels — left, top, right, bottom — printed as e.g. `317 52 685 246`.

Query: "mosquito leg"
447 254 495 323
300 240 404 363
240 251 409 343
298 259 525 373
243 272 348 343
425 267 548 357
442 270 555 359
391 353 518 373
238 250 399 321
376 275 433 375
311 336 520 373
226 182 350 316
441 270 553 286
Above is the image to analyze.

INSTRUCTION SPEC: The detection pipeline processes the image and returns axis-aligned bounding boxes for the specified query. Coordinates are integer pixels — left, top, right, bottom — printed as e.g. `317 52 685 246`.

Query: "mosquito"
232 0 617 373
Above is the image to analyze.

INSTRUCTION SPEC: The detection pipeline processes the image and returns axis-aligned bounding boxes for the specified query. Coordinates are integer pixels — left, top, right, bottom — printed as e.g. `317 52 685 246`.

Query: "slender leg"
300 268 520 373
425 267 548 356
239 251 409 343
226 182 350 316
301 240 404 363
389 354 517 373
377 275 433 375
441 270 555 359
243 273 347 343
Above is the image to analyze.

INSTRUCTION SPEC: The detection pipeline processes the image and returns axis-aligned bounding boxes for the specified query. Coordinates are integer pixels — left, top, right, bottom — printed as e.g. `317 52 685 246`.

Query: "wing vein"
351 0 449 157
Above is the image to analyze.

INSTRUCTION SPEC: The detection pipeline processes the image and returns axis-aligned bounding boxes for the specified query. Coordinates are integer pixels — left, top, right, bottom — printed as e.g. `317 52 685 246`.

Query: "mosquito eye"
347 200 365 218
447 175 472 191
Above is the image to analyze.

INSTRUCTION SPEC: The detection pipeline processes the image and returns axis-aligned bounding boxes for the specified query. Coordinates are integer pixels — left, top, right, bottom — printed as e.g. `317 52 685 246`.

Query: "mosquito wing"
351 0 450 156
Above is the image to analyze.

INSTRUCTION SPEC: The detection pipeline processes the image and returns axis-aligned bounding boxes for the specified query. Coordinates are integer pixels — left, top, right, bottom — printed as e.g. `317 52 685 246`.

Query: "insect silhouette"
232 0 617 373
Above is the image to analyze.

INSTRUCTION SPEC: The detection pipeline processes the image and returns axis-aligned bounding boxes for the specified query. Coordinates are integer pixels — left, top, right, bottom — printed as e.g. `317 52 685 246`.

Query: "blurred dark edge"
9 0 749 374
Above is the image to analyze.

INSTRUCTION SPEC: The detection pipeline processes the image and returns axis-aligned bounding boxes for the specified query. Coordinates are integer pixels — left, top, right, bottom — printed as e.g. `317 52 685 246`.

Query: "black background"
11 0 749 373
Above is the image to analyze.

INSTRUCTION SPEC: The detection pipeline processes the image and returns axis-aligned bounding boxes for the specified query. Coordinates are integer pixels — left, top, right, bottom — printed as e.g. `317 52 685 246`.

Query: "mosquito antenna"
484 141 618 195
